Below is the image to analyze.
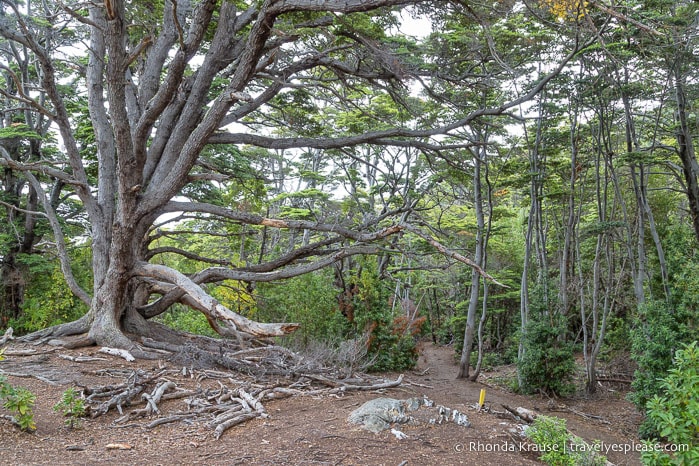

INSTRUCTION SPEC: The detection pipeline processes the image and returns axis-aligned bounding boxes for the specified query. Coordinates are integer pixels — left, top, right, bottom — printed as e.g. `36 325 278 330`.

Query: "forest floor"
0 341 643 466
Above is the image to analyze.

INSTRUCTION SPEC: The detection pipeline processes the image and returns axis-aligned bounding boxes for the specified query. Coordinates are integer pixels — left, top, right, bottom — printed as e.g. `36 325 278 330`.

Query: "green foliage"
0 123 42 140
629 300 693 438
525 415 607 466
598 315 631 360
664 224 699 317
11 259 89 335
256 270 347 345
0 375 36 432
526 415 575 465
641 342 699 466
350 267 423 372
470 350 506 372
436 314 465 346
154 304 219 338
53 388 87 429
518 314 576 396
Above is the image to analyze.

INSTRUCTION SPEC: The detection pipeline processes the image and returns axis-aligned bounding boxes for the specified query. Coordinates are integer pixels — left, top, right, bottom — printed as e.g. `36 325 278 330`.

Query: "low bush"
641 341 699 465
629 301 692 438
0 349 36 432
525 415 607 466
53 387 87 429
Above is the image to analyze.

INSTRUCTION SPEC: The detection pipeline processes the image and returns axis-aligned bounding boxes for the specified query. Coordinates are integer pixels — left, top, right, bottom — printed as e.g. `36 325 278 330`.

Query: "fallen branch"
404 379 434 389
58 354 108 362
213 412 259 439
99 347 135 362
345 373 404 391
75 348 405 436
596 376 632 384
502 405 538 423
0 371 60 386
1 348 55 357
564 407 611 425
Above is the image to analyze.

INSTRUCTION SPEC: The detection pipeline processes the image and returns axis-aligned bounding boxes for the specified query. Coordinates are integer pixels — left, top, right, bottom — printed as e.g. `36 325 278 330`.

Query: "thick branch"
190 245 382 283
138 243 382 318
134 262 299 337
159 200 403 242
146 246 232 265
274 0 425 14
0 157 86 187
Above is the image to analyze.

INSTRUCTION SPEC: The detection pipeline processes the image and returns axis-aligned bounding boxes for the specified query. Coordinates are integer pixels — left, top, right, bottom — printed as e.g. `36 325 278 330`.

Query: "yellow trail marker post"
478 388 486 408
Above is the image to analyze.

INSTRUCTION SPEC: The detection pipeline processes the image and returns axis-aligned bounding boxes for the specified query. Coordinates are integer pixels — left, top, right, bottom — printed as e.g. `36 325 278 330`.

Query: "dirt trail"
0 342 643 465
416 343 643 466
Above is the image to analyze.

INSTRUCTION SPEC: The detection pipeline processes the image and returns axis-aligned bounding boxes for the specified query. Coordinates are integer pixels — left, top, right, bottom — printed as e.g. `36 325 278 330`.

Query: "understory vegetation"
0 0 698 457
525 415 607 466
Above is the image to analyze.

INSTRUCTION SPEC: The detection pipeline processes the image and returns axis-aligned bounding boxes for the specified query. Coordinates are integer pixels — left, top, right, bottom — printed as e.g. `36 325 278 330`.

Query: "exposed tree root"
47 334 95 349
18 315 92 344
19 318 265 362
72 345 405 438
13 318 407 439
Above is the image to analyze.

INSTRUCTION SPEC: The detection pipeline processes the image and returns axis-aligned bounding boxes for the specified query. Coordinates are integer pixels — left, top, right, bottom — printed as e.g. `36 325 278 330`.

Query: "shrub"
629 301 692 438
0 350 36 432
518 315 575 396
0 348 35 432
11 264 88 335
53 388 87 429
350 269 423 372
255 270 348 347
525 415 607 466
641 341 699 465
153 303 219 338
470 350 505 372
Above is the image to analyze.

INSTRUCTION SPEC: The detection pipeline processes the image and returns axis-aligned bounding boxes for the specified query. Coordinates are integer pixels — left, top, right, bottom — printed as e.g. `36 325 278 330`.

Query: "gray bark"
0 0 586 353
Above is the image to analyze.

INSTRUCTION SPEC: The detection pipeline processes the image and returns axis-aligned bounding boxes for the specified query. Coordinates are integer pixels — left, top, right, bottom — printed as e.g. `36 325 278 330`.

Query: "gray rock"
347 397 413 433
348 396 471 433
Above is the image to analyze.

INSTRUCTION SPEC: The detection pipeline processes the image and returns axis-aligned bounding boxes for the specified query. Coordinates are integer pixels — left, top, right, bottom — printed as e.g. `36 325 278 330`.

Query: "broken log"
502 405 538 423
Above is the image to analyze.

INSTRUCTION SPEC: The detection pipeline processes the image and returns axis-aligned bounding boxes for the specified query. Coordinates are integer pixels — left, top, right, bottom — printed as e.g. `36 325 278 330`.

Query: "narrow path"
413 343 643 466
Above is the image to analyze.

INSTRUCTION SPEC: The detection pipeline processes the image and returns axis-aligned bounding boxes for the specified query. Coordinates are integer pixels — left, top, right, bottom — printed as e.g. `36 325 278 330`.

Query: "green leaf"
0 124 42 140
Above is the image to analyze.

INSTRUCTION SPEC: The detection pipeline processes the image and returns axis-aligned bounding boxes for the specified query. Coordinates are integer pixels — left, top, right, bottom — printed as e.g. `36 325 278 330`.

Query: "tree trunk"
471 152 493 381
458 136 486 379
618 75 646 305
0 258 26 326
674 71 699 243
518 88 548 386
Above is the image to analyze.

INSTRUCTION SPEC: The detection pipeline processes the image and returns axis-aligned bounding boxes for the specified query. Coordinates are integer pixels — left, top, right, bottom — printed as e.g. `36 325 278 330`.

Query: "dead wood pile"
61 345 404 439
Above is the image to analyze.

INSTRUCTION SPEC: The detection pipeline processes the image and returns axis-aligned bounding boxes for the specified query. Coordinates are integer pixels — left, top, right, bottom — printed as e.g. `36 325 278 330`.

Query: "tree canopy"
0 0 696 403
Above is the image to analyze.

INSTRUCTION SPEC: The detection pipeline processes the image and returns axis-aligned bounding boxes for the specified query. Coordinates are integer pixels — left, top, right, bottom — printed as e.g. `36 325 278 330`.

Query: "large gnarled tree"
0 0 577 359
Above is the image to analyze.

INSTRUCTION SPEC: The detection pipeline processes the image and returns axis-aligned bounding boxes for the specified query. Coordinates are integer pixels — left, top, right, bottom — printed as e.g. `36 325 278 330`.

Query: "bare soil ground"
0 341 643 466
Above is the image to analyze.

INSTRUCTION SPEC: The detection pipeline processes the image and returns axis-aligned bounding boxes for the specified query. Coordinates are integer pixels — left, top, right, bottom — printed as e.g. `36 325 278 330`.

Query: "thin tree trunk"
674 64 699 243
471 145 493 381
560 69 584 323
518 90 548 386
616 72 645 304
457 144 484 379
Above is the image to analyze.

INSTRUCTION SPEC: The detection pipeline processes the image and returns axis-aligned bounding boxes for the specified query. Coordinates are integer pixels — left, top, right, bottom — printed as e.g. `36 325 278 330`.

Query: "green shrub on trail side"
641 342 699 466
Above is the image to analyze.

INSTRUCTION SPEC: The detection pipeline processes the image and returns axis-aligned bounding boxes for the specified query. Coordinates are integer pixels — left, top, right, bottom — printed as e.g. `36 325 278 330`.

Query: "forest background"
0 0 697 461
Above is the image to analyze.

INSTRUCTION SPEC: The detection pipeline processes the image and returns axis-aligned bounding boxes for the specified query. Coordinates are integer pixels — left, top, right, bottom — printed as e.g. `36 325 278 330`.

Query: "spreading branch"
134 262 300 337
